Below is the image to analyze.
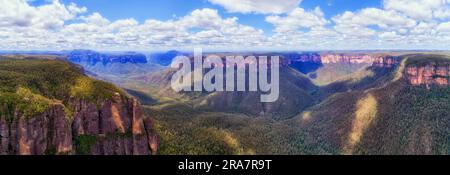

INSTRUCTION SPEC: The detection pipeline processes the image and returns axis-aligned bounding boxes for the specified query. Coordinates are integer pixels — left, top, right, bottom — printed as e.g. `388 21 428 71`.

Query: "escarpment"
70 94 158 155
404 56 450 88
0 95 157 155
0 57 158 155
284 53 399 68
0 104 72 155
406 65 450 88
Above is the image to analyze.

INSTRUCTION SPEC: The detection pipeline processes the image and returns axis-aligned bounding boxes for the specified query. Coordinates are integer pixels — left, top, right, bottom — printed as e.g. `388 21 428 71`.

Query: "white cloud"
81 13 110 26
266 7 328 33
178 8 229 30
261 0 450 50
384 0 450 21
332 8 416 30
410 22 437 35
379 31 401 40
437 22 450 32
208 0 301 14
334 24 376 38
0 0 85 29
1 0 450 51
0 1 266 50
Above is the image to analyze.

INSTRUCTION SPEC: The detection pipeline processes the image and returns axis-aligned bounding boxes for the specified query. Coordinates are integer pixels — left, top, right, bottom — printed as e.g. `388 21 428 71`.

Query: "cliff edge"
0 56 158 155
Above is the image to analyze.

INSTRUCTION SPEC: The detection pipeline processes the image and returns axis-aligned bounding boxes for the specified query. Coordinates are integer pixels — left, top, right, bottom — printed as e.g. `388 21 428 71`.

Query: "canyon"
1 51 449 155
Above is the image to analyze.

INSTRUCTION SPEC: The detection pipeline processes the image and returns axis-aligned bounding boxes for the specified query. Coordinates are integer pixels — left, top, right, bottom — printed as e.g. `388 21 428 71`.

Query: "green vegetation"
0 87 56 117
73 130 138 155
406 54 450 66
308 63 371 86
0 56 126 118
74 135 97 155
3 53 447 155
145 103 243 155
144 100 334 155
351 82 450 154
70 76 125 105
290 65 450 154
139 54 449 155
114 129 134 139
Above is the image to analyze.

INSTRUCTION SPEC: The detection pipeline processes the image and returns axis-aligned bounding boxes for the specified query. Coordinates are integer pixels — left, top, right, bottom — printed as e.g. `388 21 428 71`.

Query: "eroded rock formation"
406 64 450 88
0 104 72 155
287 53 399 68
0 93 158 155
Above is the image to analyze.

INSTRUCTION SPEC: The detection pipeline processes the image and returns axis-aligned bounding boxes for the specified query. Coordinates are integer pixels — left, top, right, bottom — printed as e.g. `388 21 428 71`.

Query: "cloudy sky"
1 0 450 51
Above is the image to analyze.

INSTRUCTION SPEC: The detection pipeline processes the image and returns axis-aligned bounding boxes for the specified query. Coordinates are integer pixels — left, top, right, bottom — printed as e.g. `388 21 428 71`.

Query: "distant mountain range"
67 50 148 66
64 50 163 85
147 50 187 66
0 49 188 67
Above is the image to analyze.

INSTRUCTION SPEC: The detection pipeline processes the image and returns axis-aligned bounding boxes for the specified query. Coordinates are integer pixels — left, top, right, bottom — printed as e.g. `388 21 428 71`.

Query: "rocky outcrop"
285 53 399 68
372 56 399 68
0 104 72 155
0 93 158 155
320 54 375 64
406 64 450 88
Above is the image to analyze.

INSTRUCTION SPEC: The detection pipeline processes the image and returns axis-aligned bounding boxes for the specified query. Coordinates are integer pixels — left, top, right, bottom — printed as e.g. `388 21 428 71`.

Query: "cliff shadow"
288 61 324 75
313 66 396 101
124 88 157 105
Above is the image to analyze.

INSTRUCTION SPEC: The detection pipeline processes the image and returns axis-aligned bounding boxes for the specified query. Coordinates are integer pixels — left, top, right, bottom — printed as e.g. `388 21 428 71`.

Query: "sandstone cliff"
288 53 399 68
0 57 159 155
0 93 158 155
406 64 450 88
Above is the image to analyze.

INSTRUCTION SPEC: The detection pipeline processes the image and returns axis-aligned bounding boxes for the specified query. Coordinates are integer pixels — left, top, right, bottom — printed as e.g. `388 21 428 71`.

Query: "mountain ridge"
0 56 158 155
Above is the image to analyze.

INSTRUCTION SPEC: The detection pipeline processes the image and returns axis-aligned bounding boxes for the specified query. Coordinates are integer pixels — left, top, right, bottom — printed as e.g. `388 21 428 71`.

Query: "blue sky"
1 0 450 51
39 0 381 34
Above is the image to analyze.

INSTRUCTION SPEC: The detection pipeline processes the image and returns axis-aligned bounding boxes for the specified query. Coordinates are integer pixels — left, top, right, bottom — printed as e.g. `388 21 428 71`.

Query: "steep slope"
283 53 398 85
192 67 317 119
131 53 400 119
146 102 318 155
138 62 318 120
405 54 450 88
0 56 158 155
290 54 450 154
62 51 449 155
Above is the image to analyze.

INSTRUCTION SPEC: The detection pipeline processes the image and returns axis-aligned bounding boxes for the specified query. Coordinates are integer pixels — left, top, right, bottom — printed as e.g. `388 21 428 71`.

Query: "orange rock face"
0 94 158 155
71 94 158 155
0 105 73 155
372 56 398 68
406 65 450 88
321 54 376 64
293 53 399 68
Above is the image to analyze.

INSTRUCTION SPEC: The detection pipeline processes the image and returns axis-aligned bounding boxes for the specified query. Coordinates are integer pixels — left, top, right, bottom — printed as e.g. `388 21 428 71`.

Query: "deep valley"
0 51 449 155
